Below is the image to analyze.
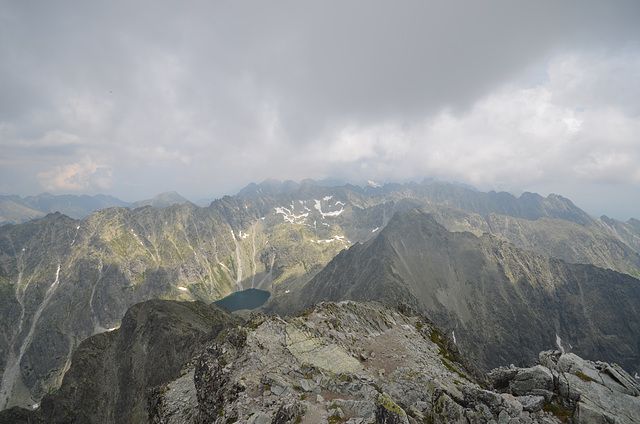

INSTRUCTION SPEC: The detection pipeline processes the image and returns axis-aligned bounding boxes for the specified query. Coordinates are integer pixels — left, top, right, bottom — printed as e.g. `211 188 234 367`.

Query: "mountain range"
0 191 190 225
0 179 639 417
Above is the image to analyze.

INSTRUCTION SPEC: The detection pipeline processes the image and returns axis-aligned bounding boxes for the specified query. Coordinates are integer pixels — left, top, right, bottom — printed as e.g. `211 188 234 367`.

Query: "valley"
0 179 639 414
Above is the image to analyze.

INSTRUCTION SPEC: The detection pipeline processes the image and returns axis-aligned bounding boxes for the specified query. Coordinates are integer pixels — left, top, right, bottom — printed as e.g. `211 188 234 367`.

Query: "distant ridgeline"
0 178 639 412
0 191 189 225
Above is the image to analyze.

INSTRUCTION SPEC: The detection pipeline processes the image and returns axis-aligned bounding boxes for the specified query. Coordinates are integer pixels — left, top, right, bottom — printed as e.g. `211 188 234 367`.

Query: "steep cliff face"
0 300 240 424
288 210 640 376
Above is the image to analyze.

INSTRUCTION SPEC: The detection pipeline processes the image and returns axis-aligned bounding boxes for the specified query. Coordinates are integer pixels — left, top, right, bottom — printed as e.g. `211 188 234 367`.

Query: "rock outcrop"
4 300 639 423
149 301 640 423
0 300 241 424
287 210 640 376
489 350 640 423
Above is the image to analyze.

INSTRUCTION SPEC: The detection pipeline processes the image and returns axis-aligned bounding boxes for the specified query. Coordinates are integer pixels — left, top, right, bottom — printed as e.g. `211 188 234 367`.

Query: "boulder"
509 365 554 399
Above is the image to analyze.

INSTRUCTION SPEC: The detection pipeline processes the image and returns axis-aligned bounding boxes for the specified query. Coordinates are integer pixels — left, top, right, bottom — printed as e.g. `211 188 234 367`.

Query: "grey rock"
271 401 305 424
330 399 376 421
247 412 272 424
509 366 554 396
498 409 510 424
375 393 409 424
488 366 520 392
11 300 640 424
270 385 286 396
516 396 545 412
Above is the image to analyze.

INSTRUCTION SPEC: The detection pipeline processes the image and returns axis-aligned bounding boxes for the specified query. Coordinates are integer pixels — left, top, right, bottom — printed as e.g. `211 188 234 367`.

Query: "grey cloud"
1 0 640 218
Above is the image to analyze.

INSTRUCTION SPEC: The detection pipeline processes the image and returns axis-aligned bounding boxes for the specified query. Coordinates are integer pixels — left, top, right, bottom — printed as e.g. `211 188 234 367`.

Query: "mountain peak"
130 191 189 208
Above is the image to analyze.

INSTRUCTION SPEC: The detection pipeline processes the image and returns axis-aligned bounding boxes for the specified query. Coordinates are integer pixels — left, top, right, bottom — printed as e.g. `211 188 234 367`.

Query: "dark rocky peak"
0 300 241 424
0 211 79 257
290 209 640 377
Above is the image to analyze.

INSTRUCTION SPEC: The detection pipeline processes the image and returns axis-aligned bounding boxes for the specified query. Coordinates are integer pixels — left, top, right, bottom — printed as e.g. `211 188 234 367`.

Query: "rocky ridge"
3 300 639 423
279 210 640 376
146 301 640 423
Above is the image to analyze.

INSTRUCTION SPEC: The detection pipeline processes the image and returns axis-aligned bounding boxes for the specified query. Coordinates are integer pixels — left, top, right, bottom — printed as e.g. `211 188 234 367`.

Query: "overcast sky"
1 1 639 219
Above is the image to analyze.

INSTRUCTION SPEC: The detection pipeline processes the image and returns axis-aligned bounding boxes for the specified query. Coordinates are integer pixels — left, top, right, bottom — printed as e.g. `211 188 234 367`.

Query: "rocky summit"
150 301 640 424
3 300 640 423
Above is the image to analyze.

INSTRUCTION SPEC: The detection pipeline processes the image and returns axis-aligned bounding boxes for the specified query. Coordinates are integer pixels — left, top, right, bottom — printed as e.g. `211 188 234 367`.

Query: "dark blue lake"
213 288 271 312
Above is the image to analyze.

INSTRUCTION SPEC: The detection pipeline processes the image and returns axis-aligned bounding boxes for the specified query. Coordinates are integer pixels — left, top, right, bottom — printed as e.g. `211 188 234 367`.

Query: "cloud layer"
1 1 639 218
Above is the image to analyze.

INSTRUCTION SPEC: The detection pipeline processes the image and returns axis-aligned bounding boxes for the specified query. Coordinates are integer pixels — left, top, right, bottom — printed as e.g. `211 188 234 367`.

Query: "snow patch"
314 235 346 244
275 206 309 224
314 199 344 218
556 333 565 354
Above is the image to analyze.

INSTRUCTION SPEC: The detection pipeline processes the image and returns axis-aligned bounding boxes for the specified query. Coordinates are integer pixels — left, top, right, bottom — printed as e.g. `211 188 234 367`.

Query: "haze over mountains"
0 191 190 226
0 179 639 419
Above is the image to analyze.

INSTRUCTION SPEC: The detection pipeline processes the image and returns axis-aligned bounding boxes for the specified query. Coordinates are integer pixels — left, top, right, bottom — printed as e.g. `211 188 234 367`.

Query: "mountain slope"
6 300 639 423
0 194 129 225
598 216 640 254
129 191 189 208
0 189 387 409
0 300 240 423
285 210 640 375
419 204 640 278
1 179 638 411
0 197 45 226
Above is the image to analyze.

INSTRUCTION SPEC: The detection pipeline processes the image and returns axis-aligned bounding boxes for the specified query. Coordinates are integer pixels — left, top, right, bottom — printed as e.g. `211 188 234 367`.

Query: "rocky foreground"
2 300 640 423
152 301 640 424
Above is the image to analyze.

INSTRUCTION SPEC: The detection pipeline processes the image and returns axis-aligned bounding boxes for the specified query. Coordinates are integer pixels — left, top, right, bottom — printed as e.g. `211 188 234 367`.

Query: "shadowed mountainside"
278 210 640 376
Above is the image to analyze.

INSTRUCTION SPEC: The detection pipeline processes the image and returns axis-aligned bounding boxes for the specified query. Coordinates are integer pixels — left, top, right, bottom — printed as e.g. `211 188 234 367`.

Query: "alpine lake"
213 288 271 312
